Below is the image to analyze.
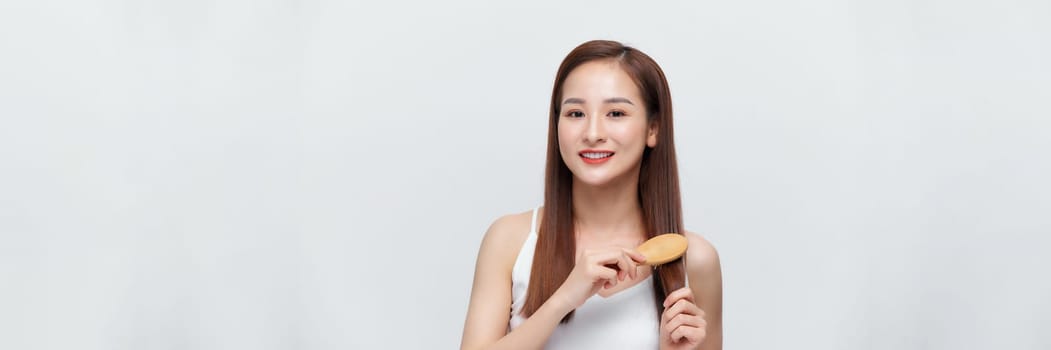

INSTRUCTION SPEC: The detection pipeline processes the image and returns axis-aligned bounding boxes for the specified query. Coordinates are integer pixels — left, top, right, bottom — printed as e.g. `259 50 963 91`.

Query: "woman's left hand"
659 287 707 350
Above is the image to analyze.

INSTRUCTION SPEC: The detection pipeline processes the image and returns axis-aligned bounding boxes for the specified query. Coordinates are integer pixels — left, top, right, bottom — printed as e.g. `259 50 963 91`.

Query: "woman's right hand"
552 247 648 309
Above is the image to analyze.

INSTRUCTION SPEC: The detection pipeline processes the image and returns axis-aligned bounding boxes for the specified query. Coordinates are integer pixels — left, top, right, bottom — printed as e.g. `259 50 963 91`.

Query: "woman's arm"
658 232 723 350
685 232 723 350
460 212 647 350
460 214 574 350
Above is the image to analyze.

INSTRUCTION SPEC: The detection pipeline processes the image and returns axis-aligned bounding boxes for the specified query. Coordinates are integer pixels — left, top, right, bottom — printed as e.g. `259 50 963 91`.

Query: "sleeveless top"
508 208 660 349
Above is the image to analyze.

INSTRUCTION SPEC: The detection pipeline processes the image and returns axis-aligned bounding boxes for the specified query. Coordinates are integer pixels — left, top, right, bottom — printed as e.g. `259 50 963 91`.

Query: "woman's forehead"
561 61 642 103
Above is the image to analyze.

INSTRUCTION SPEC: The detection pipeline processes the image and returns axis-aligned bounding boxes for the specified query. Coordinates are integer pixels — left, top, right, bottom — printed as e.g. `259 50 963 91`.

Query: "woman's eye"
609 110 626 117
566 111 584 118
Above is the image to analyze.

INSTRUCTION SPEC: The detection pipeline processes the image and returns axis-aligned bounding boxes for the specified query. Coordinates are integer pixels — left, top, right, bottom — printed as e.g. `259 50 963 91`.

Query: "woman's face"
558 60 657 188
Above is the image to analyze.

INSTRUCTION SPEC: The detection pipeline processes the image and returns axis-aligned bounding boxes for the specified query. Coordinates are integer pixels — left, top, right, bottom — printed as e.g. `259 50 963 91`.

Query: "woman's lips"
579 150 614 164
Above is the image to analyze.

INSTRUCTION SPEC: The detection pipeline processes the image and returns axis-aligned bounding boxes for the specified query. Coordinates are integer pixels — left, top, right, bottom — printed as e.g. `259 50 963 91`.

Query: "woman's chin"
572 174 620 188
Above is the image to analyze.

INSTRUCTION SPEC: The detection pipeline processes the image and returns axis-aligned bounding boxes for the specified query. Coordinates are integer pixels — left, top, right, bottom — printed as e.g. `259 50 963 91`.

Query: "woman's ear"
647 121 659 148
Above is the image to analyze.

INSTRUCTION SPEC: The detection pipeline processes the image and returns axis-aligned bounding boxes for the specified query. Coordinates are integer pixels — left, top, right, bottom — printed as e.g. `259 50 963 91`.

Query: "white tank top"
508 208 660 349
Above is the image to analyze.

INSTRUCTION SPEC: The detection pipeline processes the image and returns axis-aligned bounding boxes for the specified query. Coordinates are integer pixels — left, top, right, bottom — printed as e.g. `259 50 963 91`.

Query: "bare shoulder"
682 231 723 348
476 208 538 269
462 209 538 348
683 231 722 276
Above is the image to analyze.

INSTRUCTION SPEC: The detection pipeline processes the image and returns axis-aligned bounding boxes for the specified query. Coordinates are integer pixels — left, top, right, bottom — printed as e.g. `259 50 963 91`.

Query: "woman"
461 40 723 350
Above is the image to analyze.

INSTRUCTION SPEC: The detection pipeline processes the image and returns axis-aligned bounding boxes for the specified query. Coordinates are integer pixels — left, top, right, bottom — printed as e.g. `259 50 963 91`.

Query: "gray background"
2 0 1049 349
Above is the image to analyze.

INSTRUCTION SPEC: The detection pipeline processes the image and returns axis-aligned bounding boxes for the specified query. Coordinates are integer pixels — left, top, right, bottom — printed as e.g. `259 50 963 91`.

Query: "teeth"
582 152 613 159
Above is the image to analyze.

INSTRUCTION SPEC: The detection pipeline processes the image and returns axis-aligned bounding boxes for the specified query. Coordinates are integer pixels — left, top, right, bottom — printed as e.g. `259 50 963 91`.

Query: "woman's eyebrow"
604 97 635 105
562 97 635 105
563 97 585 105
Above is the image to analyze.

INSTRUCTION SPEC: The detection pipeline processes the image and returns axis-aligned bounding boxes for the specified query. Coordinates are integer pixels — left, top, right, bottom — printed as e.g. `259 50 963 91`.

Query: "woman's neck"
571 175 645 239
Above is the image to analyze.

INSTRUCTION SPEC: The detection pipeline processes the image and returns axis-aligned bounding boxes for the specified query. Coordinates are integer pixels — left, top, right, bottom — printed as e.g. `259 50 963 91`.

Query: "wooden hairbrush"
601 233 688 295
637 233 688 265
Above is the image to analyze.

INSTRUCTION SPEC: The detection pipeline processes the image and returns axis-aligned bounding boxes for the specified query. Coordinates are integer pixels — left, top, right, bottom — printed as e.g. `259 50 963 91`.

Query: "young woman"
461 40 723 350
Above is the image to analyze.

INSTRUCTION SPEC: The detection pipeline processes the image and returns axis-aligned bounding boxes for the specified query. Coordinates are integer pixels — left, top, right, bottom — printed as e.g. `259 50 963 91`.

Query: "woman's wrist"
544 288 577 318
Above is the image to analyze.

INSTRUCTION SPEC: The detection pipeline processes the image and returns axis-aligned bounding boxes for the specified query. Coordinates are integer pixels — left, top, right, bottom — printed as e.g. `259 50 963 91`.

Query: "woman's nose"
584 114 606 143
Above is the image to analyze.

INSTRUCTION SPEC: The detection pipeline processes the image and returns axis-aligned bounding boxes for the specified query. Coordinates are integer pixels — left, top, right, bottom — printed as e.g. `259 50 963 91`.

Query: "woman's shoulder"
489 208 536 235
683 231 721 274
485 208 536 242
476 208 539 267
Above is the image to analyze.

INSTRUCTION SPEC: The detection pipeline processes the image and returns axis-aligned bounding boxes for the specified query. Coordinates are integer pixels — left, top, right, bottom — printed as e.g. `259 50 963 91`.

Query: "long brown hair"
522 40 685 322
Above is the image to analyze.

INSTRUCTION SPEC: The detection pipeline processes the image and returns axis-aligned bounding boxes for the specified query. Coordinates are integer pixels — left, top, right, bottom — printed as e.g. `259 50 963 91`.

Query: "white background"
2 0 1049 349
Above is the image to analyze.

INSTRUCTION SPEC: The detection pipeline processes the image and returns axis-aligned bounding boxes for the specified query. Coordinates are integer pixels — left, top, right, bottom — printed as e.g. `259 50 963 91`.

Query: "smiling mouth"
580 151 614 159
579 151 614 164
